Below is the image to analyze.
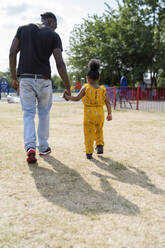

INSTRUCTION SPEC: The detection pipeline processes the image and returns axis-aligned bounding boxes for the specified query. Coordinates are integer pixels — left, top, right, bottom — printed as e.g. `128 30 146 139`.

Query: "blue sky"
0 0 119 73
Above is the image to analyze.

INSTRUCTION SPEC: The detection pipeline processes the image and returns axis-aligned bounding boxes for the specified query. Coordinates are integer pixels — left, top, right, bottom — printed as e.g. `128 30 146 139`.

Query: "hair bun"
88 59 100 71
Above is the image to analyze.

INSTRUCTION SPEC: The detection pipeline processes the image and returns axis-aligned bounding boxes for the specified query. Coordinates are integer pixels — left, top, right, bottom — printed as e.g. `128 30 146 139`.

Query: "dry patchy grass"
0 102 165 248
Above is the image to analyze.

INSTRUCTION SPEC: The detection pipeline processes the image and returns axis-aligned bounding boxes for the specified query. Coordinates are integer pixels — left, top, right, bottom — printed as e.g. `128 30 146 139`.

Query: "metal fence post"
136 86 140 110
113 86 116 110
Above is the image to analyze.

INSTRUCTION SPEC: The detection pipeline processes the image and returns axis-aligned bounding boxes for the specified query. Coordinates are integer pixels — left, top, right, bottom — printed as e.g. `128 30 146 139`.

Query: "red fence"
107 87 165 111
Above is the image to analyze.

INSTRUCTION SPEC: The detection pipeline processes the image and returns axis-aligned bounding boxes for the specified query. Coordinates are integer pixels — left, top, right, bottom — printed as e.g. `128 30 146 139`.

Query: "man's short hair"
41 12 57 21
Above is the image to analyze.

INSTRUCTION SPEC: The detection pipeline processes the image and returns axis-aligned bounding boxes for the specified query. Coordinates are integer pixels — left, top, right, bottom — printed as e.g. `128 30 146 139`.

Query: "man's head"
41 12 57 30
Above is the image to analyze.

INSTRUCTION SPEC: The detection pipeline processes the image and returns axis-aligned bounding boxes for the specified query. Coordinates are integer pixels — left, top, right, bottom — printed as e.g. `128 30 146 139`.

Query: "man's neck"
36 23 53 30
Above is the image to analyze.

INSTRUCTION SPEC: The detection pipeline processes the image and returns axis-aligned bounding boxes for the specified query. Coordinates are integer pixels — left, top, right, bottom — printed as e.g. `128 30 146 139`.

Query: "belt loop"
34 74 37 82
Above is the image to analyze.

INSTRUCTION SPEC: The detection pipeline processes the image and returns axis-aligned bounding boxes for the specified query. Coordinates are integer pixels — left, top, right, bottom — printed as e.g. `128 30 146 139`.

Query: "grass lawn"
0 102 165 248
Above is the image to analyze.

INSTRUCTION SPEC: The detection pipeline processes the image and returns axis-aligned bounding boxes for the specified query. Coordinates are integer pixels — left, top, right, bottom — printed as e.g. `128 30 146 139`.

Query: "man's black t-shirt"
15 24 63 79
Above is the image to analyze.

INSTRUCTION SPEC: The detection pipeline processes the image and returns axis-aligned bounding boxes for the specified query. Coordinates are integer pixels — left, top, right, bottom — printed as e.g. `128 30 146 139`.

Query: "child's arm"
105 95 112 121
64 87 86 101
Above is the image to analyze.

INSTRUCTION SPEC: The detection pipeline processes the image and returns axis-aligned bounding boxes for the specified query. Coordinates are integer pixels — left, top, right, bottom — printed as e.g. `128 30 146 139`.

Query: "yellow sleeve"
101 85 106 102
82 84 88 103
84 83 88 89
84 83 89 94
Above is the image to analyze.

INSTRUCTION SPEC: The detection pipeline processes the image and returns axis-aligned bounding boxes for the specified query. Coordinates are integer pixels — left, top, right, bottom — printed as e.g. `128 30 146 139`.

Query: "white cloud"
0 0 86 73
2 3 31 16
0 0 118 74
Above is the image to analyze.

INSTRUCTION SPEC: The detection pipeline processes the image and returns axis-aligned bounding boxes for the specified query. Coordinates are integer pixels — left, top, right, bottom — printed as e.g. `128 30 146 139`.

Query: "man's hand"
11 79 19 91
106 113 112 121
63 91 70 101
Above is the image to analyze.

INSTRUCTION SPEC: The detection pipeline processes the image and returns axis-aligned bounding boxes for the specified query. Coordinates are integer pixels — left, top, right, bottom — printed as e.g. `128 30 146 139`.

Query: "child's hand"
63 90 70 101
106 113 112 121
65 94 70 100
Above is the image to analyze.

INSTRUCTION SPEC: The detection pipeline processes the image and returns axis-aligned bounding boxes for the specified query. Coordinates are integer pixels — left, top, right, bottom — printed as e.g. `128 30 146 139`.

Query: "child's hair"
87 59 100 80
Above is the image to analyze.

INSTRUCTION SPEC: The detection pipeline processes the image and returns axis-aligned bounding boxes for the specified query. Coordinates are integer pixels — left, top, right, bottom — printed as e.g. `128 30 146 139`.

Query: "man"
9 12 71 164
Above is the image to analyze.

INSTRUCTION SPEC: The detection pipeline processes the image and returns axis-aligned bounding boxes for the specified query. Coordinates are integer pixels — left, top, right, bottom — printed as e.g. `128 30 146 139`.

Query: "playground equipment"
0 77 10 100
119 76 133 108
75 81 82 91
0 77 20 103
70 79 82 92
7 94 20 103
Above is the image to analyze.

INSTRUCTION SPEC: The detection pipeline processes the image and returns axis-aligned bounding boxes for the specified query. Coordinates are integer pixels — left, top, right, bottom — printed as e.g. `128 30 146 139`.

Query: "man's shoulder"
17 23 38 31
39 27 60 37
51 31 61 39
50 31 62 44
54 31 60 36
15 24 37 39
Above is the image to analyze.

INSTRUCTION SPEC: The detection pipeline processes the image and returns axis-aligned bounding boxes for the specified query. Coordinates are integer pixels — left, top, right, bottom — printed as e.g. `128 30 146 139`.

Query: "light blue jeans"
20 78 52 152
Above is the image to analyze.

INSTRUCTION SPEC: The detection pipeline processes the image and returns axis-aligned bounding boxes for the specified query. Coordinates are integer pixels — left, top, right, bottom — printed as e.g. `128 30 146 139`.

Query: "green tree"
51 75 64 89
0 70 12 87
67 1 165 86
122 0 165 85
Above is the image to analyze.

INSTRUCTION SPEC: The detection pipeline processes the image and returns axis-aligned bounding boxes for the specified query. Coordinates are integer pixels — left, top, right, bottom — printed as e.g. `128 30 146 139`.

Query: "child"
64 59 112 159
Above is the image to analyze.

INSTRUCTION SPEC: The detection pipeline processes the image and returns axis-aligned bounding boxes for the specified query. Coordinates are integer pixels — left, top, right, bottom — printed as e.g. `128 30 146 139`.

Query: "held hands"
63 89 71 101
11 79 19 91
106 113 112 121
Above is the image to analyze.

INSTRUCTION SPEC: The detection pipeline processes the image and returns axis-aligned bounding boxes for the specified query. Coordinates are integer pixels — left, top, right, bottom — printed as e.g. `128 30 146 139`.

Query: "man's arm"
53 48 71 95
9 38 20 90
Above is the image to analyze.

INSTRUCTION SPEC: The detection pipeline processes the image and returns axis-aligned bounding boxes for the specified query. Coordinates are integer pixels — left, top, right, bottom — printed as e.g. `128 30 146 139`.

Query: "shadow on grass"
92 156 165 195
28 155 140 216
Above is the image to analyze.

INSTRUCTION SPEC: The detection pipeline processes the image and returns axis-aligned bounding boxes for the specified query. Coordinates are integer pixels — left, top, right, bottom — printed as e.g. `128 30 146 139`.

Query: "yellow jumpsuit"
82 83 106 154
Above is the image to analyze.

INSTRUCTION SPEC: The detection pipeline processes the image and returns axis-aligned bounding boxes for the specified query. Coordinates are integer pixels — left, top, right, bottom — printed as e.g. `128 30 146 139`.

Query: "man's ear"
47 18 52 26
